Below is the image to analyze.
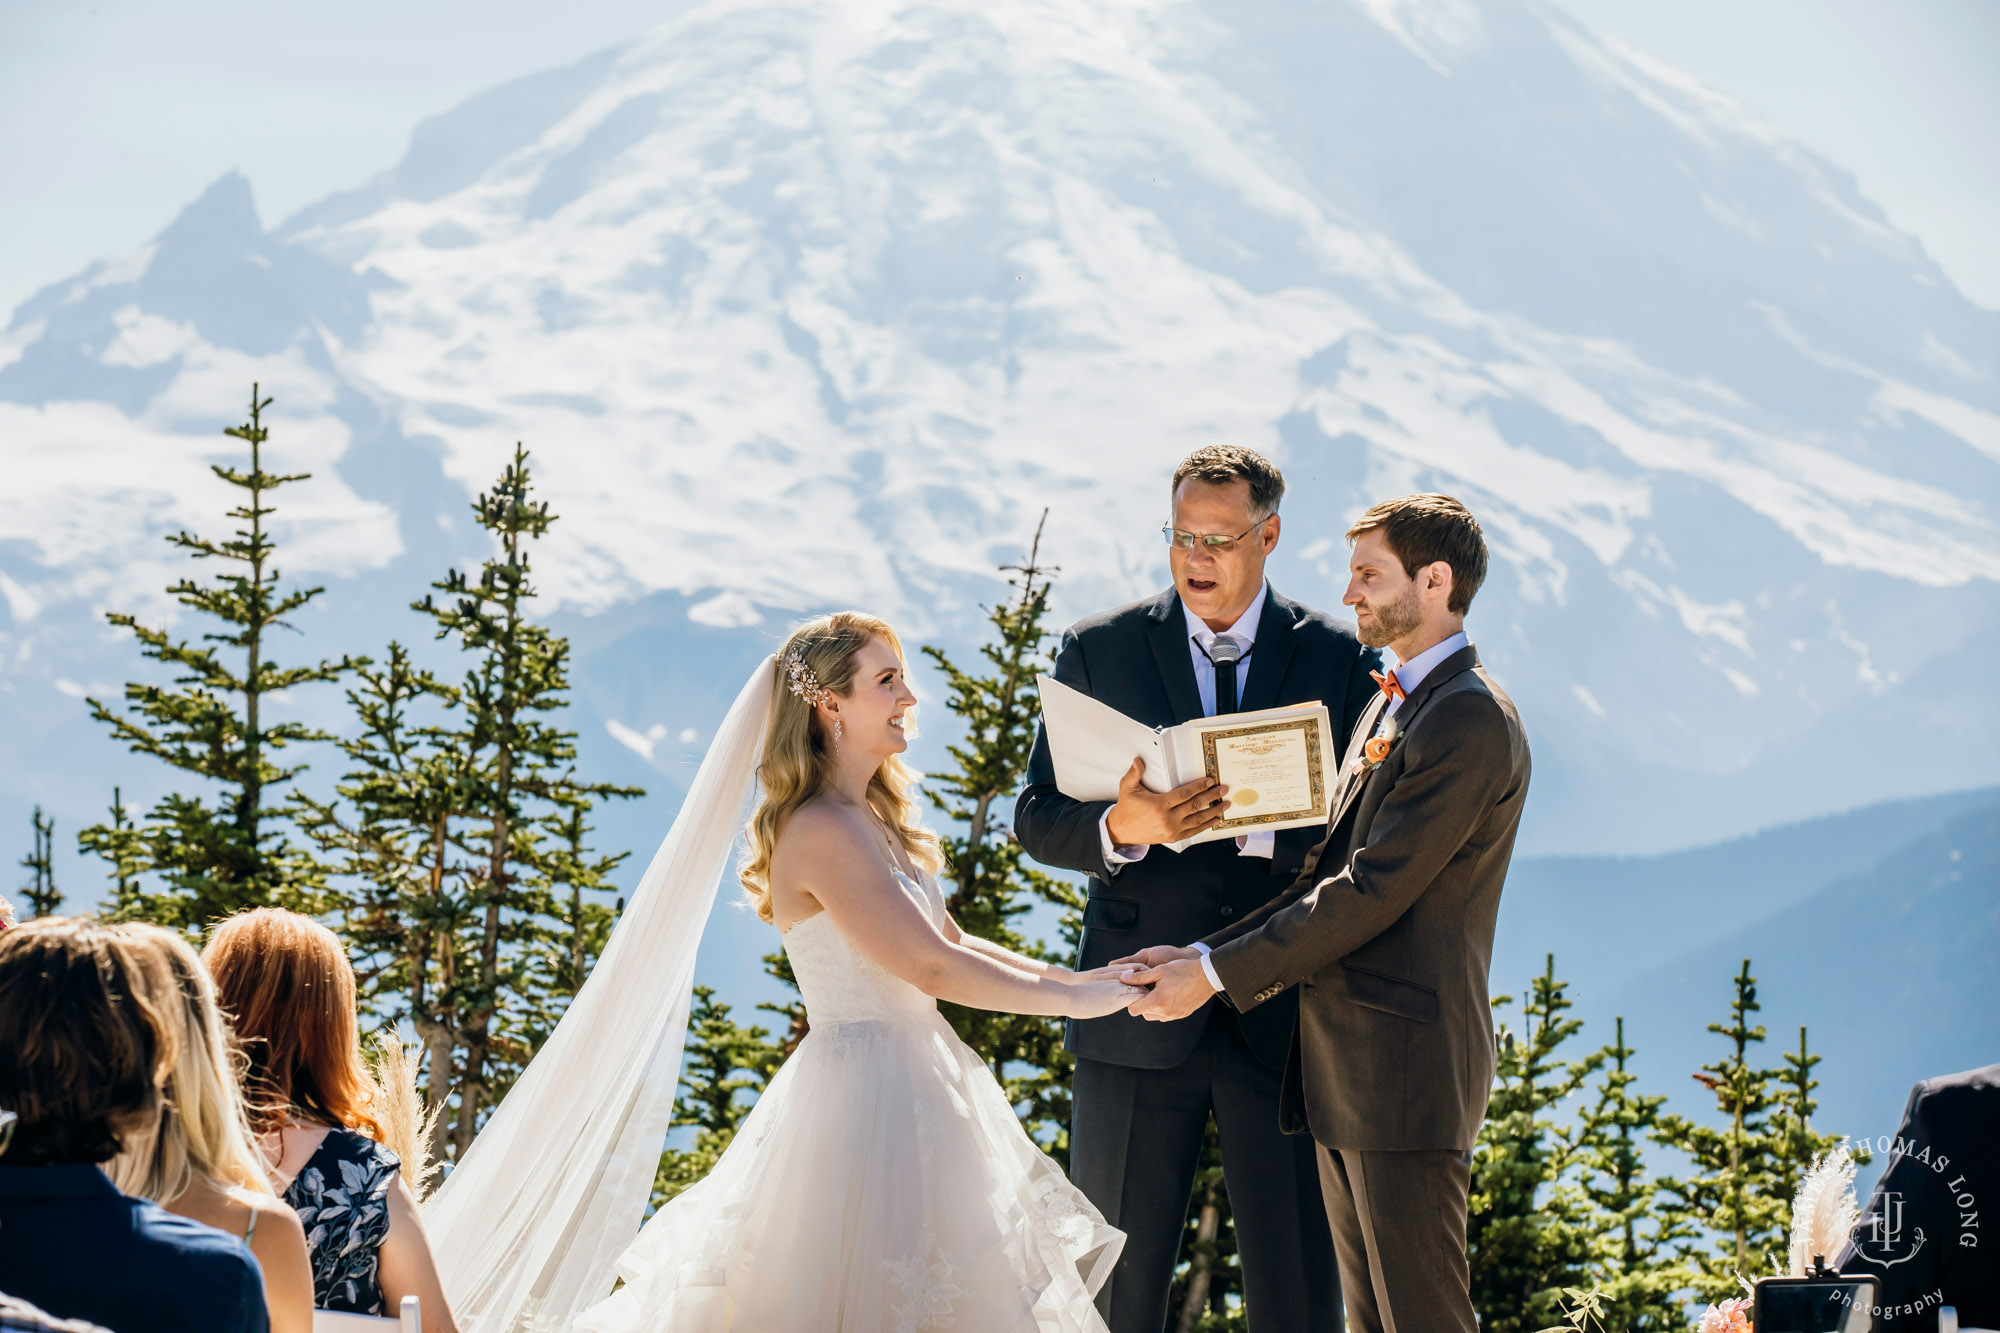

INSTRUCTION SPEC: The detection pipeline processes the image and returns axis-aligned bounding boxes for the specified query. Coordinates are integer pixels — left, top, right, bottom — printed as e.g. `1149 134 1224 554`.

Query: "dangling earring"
834 716 844 747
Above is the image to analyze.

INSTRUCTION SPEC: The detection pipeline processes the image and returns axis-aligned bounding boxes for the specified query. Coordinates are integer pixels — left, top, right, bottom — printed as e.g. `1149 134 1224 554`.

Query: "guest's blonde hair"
739 612 940 924
108 923 274 1202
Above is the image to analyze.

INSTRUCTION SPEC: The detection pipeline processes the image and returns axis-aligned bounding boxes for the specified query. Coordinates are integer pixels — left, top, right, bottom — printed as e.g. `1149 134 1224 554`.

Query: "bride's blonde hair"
740 612 942 924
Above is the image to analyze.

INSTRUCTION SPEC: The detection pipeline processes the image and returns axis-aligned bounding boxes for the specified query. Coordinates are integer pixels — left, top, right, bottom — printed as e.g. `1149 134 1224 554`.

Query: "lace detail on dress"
883 1231 966 1333
1028 1173 1095 1245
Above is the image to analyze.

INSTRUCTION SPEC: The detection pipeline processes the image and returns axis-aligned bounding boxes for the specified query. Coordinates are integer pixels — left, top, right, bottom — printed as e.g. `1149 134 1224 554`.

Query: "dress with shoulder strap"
281 1128 400 1314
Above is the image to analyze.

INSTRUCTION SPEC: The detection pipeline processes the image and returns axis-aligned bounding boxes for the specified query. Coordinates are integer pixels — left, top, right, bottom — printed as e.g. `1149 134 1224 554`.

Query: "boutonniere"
1359 714 1403 771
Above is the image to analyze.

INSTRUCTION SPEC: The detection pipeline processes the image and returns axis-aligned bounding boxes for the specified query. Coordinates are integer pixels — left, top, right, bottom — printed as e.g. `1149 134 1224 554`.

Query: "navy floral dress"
282 1128 401 1314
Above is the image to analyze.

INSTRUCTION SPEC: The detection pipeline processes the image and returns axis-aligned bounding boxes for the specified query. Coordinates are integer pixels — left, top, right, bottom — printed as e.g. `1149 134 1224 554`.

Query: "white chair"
312 1295 419 1333
1941 1308 1999 1333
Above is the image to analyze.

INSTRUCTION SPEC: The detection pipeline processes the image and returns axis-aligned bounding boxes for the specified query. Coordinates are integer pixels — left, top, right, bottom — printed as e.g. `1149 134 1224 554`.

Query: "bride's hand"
1106 944 1200 970
1069 965 1142 983
1064 976 1150 1020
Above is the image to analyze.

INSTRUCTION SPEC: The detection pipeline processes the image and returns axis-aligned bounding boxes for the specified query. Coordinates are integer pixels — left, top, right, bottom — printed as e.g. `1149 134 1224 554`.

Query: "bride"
422 613 1141 1332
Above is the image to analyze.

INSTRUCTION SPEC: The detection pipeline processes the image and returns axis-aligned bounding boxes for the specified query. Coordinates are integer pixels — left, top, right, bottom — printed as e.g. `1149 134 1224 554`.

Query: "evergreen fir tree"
78 384 354 927
18 806 58 917
915 514 1083 1154
1652 958 1789 1300
1766 1025 1857 1215
1573 1016 1687 1330
1468 955 1605 1333
94 788 145 908
415 444 642 1153
537 799 628 1003
301 448 639 1161
652 987 783 1207
294 641 481 1165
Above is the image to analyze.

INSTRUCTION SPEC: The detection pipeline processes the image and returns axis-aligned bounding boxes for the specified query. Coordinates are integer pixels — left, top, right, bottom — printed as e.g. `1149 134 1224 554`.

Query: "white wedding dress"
421 657 1118 1333
574 866 1122 1332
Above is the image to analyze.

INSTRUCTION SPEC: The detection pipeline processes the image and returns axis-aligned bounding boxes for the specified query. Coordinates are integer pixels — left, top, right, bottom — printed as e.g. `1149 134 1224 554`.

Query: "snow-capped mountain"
4 0 1999 884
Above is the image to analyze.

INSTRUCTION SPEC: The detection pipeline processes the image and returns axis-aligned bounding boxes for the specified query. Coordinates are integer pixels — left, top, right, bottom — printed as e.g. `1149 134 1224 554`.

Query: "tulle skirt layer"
573 1010 1121 1332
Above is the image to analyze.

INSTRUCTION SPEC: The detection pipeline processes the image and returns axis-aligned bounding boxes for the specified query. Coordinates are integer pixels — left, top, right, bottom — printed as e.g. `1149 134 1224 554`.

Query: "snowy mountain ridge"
3 0 1998 858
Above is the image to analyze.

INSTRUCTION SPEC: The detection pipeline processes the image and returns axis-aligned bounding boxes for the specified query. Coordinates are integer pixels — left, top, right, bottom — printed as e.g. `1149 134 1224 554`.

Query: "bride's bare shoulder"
771 796 875 872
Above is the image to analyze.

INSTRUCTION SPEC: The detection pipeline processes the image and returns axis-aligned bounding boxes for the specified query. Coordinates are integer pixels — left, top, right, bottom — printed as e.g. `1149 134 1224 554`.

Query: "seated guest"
205 909 459 1333
1838 1063 1999 1331
0 917 268 1333
108 924 315 1333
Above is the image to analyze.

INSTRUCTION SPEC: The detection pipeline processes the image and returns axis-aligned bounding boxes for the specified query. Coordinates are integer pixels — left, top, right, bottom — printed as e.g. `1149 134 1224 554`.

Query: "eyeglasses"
1162 516 1270 553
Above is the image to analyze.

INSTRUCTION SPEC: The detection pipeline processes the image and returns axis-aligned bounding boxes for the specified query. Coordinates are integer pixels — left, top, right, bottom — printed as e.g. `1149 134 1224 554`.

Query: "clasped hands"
1086 762 1231 1020
1072 944 1219 1022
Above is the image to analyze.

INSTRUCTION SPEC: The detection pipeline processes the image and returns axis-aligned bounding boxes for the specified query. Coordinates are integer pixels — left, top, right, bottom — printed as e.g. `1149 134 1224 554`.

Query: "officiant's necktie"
1204 636 1243 716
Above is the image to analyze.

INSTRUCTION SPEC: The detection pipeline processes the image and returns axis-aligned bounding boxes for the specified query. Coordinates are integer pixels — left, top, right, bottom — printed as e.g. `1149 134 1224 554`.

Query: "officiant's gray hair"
1172 446 1284 519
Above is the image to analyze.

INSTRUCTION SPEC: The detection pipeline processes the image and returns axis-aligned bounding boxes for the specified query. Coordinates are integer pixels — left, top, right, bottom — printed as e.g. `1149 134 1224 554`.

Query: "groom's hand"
1106 944 1200 970
1105 758 1229 847
1122 958 1219 1022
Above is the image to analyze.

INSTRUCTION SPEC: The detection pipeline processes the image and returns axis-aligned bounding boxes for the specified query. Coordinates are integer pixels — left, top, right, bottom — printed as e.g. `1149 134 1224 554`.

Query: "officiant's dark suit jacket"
1204 644 1530 1151
1016 586 1380 1071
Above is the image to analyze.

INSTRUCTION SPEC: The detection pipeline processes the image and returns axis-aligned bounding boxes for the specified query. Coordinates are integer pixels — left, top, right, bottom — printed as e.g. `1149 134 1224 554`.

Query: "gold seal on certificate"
1198 716 1328 831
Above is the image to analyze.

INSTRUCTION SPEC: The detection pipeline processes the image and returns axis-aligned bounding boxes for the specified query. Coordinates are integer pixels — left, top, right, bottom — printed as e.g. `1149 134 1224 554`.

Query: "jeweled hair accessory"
785 648 832 709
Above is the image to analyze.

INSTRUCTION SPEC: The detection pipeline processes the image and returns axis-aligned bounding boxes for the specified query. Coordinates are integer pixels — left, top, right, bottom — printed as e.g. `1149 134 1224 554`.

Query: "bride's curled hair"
740 611 941 924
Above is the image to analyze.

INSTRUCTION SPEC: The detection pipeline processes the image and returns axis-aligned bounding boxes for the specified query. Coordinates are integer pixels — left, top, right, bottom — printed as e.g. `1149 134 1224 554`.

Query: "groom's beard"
1353 584 1423 648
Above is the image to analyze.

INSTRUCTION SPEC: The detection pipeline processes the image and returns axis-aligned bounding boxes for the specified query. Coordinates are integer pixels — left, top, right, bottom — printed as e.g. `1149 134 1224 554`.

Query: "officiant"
1016 446 1380 1332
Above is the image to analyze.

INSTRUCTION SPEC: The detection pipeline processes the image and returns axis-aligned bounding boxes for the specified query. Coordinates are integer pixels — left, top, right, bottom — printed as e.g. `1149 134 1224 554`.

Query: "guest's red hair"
203 907 384 1141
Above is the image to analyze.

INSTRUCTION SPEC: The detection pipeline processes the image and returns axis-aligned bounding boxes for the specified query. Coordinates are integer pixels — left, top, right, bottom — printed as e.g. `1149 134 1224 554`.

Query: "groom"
1016 446 1380 1331
1124 494 1529 1333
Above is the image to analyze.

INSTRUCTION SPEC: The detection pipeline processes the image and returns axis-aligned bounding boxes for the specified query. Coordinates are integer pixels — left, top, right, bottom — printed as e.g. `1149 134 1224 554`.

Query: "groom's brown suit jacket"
1202 643 1530 1153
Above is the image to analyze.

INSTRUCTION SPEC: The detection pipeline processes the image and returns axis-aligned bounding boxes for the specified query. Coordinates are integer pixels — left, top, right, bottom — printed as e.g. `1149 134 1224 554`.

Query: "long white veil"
424 655 777 1333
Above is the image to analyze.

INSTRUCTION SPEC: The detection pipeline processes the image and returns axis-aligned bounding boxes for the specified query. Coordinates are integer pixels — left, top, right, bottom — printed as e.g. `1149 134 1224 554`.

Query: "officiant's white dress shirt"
1097 589 1275 869
1189 630 1472 990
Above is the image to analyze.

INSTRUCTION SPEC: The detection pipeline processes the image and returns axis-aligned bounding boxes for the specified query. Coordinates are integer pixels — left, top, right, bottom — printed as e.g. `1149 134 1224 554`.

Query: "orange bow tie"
1371 669 1406 703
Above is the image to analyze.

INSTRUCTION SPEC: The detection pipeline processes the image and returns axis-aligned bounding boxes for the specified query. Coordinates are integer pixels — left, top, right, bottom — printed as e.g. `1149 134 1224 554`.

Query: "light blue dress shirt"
1098 588 1276 868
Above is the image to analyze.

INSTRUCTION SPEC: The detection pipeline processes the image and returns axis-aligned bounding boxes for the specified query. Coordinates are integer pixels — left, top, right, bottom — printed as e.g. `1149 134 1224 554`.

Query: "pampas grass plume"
369 1032 445 1200
1789 1142 1862 1276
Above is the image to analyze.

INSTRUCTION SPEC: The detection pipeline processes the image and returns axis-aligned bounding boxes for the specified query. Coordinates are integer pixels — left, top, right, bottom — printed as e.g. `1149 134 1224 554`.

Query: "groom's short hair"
1172 446 1284 518
1347 494 1488 615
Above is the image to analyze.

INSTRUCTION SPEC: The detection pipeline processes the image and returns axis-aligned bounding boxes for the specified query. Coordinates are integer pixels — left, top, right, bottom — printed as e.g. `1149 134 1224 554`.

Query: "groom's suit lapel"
1324 690 1390 828
1324 643 1483 834
1145 592 1205 725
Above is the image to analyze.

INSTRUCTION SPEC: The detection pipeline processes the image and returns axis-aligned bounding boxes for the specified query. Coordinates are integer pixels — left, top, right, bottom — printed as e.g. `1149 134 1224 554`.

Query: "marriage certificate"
1035 675 1335 851
1197 714 1329 834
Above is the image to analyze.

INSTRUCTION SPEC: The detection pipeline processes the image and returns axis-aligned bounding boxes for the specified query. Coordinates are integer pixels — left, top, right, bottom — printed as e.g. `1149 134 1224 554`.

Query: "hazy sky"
2 0 1995 318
